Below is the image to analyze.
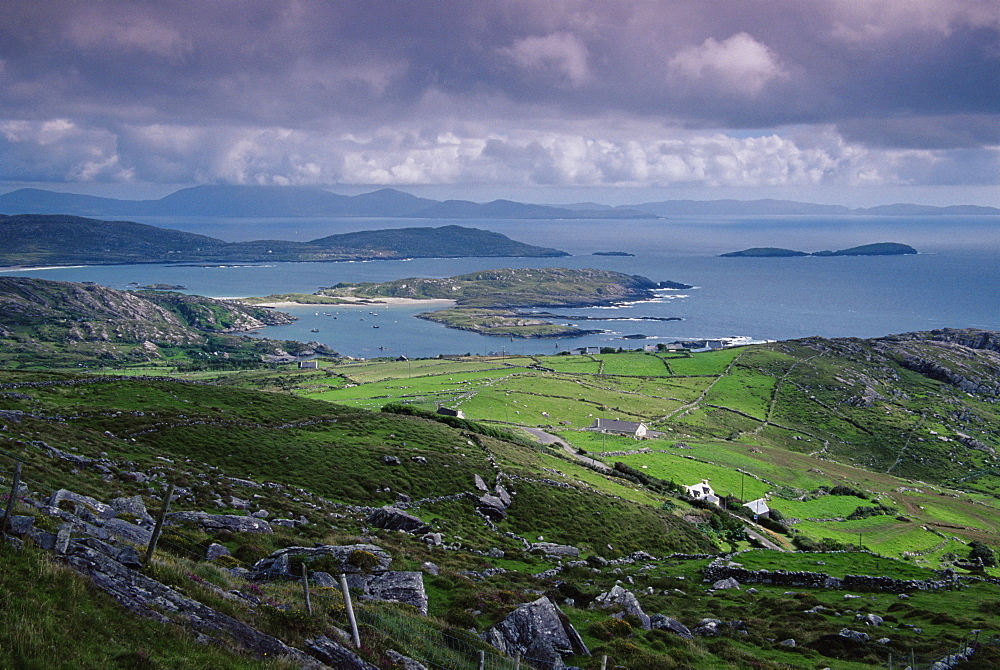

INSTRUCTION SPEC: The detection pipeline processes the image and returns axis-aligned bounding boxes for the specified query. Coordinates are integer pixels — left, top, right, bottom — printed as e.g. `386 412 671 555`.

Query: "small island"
592 251 635 256
253 267 691 339
721 242 917 257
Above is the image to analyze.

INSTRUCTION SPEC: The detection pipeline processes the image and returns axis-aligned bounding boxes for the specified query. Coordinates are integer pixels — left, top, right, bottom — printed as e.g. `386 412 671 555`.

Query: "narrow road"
521 426 613 473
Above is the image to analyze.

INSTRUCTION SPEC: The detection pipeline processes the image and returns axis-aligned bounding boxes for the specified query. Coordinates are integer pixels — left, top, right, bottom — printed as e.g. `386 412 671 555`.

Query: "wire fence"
2 448 992 670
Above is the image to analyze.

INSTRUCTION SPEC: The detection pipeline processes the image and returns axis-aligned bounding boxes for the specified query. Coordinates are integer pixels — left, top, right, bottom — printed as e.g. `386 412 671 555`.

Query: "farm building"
684 479 719 505
436 407 465 419
588 418 648 438
743 498 770 518
570 347 601 355
297 360 319 369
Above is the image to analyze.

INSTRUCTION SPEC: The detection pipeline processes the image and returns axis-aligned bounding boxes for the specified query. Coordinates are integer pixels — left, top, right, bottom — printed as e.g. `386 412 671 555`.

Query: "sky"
1 0 998 207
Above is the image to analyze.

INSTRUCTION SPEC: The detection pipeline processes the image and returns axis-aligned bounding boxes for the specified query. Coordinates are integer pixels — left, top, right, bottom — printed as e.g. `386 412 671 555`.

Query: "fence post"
143 484 175 568
2 462 22 533
600 654 608 670
477 649 485 670
339 572 361 649
301 562 313 615
514 652 521 670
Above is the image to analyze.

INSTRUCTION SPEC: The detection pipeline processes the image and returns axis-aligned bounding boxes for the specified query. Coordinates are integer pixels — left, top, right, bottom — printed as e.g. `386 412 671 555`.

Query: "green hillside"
0 215 567 265
2 326 999 668
0 276 327 368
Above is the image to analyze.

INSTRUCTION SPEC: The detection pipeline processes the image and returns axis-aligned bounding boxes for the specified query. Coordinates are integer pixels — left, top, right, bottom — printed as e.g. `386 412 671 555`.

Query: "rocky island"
721 242 918 257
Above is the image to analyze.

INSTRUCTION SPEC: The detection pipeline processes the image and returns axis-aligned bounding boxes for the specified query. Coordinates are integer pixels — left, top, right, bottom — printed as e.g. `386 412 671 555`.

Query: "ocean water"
3 216 997 359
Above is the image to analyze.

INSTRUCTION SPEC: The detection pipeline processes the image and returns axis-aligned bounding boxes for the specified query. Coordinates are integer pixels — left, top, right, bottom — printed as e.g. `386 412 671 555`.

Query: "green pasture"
560 430 656 454
769 494 874 519
594 352 671 376
734 550 937 580
659 348 742 375
701 369 776 420
541 356 602 374
790 515 944 558
613 451 771 501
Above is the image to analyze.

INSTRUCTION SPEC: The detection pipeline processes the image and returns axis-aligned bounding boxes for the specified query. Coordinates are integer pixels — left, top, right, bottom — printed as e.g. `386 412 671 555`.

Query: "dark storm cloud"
0 0 997 188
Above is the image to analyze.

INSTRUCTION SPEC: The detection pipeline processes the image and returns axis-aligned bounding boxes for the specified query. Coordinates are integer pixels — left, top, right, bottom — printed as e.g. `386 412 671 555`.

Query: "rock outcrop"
481 596 589 670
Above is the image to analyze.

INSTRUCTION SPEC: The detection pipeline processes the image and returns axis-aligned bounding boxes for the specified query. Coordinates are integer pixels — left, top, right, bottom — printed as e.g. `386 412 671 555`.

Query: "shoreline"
224 296 457 309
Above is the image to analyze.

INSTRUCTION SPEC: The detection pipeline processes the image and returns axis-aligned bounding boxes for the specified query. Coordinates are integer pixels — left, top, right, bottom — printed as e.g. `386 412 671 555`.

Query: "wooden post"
143 484 175 568
477 649 485 670
2 462 22 533
339 573 361 649
514 652 521 670
600 654 608 670
301 562 313 615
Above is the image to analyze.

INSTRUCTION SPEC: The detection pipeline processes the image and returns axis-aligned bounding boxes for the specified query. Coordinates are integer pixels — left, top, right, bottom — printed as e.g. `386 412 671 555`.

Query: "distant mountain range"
0 185 996 219
0 214 568 266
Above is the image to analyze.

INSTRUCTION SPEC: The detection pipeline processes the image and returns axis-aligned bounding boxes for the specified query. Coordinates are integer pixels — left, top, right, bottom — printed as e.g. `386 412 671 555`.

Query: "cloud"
667 33 786 96
0 0 996 194
500 32 590 87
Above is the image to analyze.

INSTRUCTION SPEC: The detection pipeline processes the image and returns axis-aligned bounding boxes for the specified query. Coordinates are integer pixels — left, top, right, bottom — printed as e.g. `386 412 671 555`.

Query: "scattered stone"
251 509 269 519
779 638 796 647
839 628 870 643
383 456 402 466
474 474 488 491
476 494 508 521
420 562 439 576
712 577 740 590
488 548 505 558
856 613 883 626
693 618 723 637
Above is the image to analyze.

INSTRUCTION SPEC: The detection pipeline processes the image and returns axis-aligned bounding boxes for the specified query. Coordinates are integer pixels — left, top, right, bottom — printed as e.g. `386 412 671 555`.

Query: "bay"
2 215 997 359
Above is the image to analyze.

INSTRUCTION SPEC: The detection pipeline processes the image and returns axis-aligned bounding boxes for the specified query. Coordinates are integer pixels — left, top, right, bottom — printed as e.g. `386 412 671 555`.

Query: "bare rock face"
481 596 589 670
589 584 651 630
366 507 430 534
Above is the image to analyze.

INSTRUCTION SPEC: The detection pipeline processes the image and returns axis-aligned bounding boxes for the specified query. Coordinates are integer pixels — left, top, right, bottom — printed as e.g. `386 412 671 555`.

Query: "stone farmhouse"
587 418 648 438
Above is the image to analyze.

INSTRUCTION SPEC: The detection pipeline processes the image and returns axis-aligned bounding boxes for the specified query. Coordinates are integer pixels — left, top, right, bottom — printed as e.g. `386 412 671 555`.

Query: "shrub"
969 541 997 567
347 549 380 573
588 617 633 641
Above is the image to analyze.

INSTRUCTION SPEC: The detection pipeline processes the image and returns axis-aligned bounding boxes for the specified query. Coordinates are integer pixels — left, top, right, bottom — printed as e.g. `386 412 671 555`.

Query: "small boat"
372 325 379 328
310 328 319 333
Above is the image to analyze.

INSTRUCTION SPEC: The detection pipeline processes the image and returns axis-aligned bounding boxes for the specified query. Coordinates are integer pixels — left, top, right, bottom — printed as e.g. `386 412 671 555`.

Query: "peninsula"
0 215 568 267
311 268 691 338
721 242 918 257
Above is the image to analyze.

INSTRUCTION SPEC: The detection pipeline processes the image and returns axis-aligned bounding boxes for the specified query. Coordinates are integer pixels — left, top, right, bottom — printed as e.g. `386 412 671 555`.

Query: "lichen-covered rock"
481 596 588 669
712 577 740 590
649 614 692 639
305 635 377 669
530 542 579 558
251 544 392 579
206 543 231 561
589 584 651 630
168 511 272 534
365 507 430 534
362 571 427 615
